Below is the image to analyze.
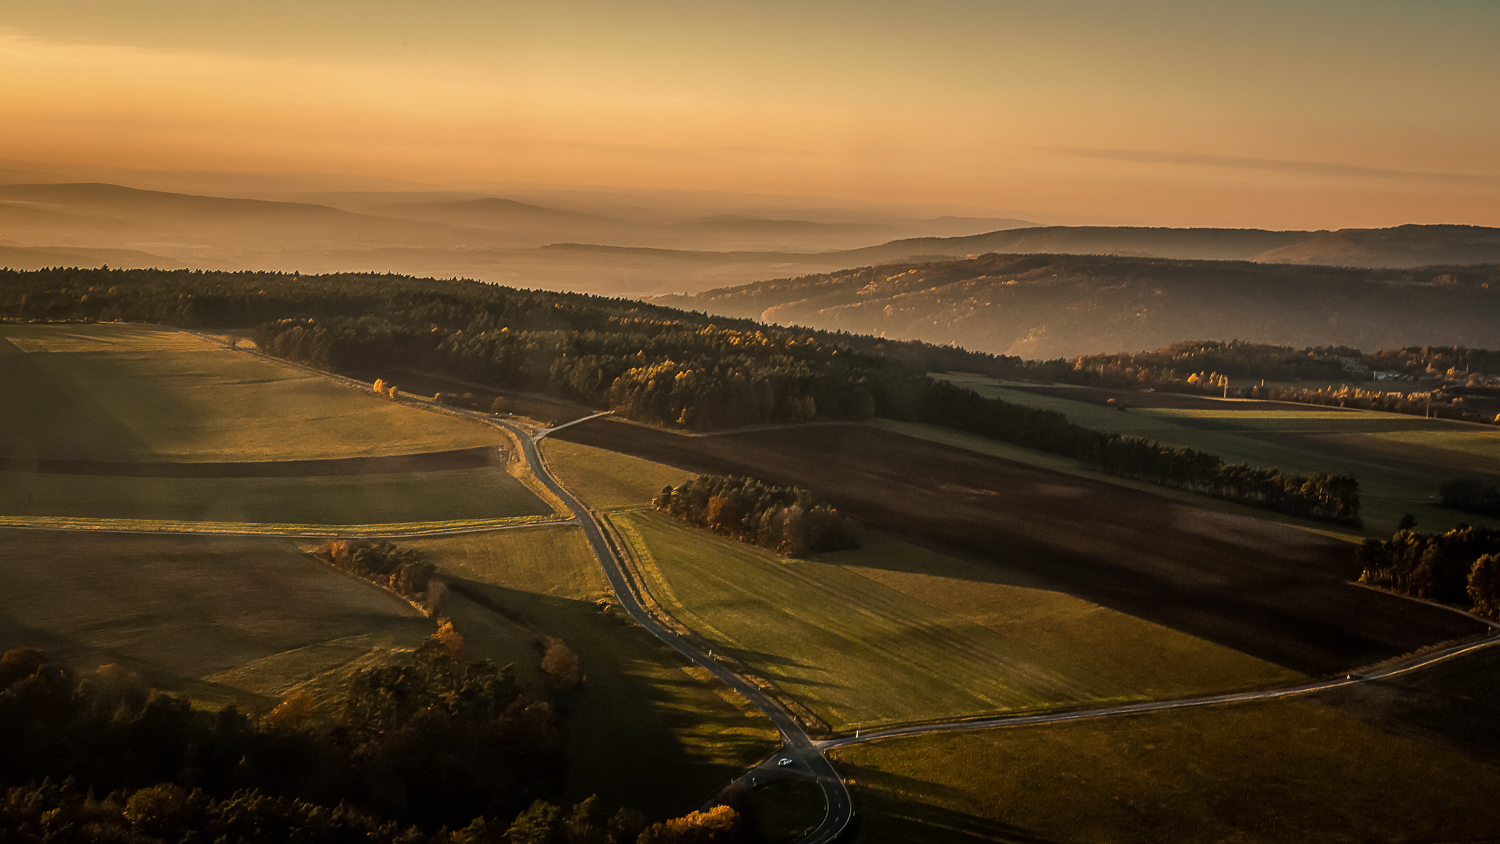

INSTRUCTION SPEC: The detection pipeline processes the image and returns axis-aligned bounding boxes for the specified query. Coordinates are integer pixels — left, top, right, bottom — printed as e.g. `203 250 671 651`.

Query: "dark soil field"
557 420 1484 675
1004 384 1359 412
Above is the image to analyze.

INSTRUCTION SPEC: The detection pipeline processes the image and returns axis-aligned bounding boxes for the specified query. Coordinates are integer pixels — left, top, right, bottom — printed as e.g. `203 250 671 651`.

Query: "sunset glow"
2 0 1498 226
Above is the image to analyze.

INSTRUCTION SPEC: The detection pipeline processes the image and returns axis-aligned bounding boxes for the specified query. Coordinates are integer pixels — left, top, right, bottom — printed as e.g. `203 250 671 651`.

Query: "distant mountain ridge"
822 224 1500 269
653 252 1500 359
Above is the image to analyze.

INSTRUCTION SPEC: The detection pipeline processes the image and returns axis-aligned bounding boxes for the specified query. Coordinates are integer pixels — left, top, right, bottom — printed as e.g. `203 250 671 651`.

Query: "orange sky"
2 1 1497 227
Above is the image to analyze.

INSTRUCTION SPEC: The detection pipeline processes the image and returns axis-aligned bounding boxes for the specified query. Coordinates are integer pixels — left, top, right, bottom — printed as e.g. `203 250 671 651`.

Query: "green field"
833 682 1500 843
0 323 560 530
931 373 1500 536
408 526 779 816
0 323 497 462
541 438 694 510
0 466 554 530
0 529 432 708
613 510 1297 732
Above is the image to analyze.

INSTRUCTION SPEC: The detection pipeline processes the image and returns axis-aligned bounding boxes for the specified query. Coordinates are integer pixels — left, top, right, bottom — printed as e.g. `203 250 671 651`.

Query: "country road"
817 629 1500 751
487 417 857 843
14 337 1500 842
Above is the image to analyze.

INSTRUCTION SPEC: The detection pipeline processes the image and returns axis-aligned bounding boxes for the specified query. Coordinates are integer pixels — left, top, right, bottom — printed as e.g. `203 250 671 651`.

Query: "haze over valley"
5 2 1500 843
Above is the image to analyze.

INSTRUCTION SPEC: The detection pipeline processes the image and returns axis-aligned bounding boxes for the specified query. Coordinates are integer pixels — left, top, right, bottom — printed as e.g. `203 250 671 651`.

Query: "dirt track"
557 420 1485 675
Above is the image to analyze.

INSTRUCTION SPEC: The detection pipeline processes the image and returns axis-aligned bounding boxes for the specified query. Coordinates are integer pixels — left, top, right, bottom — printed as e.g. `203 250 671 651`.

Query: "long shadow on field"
836 761 1063 844
438 576 778 817
1310 646 1500 765
558 421 1488 676
712 645 838 688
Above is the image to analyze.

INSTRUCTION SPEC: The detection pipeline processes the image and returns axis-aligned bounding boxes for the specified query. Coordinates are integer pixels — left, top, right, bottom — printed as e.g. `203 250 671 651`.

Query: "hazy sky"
3 0 1497 227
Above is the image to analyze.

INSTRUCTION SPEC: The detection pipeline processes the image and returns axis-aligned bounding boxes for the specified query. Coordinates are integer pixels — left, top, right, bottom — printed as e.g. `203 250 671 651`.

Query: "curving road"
488 417 856 843
494 412 1500 843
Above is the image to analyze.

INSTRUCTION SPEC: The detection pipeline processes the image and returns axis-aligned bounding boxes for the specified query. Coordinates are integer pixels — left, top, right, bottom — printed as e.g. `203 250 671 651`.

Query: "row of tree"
882 378 1364 525
1440 477 1500 519
0 780 742 844
0 642 742 843
1356 525 1500 617
654 476 859 557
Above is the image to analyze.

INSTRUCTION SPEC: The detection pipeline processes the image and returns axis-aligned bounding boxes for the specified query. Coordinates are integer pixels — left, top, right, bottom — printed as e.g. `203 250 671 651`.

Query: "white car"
778 758 795 767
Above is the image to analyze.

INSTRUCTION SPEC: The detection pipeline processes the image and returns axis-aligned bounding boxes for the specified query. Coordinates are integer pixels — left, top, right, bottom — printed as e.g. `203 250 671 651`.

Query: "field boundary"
0 446 502 478
0 512 568 538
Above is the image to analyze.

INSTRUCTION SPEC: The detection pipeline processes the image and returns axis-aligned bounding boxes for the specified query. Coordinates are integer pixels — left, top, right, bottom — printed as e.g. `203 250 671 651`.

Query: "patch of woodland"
0 267 1361 522
653 475 858 557
314 539 438 606
1358 524 1500 619
0 638 746 843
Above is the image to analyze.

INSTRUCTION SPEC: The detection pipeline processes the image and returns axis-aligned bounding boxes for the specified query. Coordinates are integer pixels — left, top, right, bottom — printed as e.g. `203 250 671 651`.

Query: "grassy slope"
0 324 556 528
930 373 1500 536
541 438 695 511
408 526 778 817
833 676 1500 844
613 511 1297 732
0 323 496 461
0 529 432 709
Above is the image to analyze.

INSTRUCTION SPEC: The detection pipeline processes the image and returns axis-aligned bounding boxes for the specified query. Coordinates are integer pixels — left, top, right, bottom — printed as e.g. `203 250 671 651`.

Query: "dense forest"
1357 525 1500 618
654 476 858 556
0 267 1359 523
0 638 744 843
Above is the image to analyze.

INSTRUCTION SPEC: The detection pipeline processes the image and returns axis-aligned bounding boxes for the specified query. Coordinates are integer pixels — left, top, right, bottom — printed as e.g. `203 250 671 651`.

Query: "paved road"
488 418 856 843
817 628 1500 751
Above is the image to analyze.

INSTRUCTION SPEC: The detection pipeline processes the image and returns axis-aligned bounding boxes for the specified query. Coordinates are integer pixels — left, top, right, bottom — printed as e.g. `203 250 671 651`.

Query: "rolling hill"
817 224 1500 269
653 253 1500 359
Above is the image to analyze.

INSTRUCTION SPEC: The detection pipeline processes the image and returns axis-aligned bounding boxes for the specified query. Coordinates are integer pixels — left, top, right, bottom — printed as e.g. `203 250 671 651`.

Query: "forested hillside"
0 267 1360 523
656 253 1500 359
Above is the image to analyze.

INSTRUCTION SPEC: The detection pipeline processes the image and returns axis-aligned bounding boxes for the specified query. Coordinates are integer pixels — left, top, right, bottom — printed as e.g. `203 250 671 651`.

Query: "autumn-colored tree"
1469 553 1500 619
266 689 317 730
637 805 741 844
540 637 585 696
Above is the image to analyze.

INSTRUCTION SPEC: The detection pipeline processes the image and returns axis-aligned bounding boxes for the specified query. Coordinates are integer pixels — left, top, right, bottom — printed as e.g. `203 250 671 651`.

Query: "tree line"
653 475 858 556
1356 525 1500 617
0 640 745 843
0 267 1361 523
880 378 1363 525
1440 477 1500 519
1065 340 1500 425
